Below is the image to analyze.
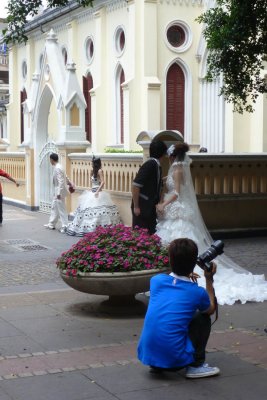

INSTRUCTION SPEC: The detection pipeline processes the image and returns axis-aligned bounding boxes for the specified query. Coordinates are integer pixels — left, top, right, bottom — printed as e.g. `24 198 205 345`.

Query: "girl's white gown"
156 156 267 305
67 177 120 236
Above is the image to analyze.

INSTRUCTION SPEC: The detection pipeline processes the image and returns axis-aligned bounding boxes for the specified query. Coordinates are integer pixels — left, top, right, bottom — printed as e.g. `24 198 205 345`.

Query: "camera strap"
212 295 218 325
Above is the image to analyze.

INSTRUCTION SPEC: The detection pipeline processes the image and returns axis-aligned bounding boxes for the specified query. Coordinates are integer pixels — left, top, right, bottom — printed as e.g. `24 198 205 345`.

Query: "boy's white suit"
48 163 71 229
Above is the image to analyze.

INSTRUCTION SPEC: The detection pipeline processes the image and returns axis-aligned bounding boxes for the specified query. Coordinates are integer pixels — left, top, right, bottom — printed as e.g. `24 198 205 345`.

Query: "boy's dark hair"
168 238 198 276
50 153 59 162
149 140 167 159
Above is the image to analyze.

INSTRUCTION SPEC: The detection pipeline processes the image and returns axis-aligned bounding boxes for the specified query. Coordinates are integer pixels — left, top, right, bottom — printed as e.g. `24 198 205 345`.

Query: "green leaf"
197 0 267 113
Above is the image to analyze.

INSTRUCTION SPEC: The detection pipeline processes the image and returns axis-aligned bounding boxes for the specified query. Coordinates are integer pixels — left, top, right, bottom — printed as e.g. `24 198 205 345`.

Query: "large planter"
60 268 169 305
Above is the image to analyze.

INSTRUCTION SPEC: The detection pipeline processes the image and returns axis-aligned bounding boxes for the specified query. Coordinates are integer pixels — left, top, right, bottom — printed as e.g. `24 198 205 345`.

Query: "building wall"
5 0 267 155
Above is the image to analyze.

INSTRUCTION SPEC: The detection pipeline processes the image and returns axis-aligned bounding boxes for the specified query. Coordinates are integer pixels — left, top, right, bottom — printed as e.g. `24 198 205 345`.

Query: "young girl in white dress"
66 156 120 236
156 143 267 305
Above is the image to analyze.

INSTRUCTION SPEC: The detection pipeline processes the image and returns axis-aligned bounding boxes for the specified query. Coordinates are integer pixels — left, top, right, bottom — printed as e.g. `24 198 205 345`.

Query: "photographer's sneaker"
186 363 220 379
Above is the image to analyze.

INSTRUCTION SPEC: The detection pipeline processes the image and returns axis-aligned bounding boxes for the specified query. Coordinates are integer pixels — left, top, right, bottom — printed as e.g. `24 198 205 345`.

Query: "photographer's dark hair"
169 238 198 276
92 156 102 179
50 153 59 162
149 140 167 159
170 142 189 162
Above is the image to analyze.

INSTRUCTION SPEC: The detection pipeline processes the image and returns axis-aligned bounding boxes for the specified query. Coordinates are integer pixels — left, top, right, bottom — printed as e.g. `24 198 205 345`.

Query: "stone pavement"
0 205 266 399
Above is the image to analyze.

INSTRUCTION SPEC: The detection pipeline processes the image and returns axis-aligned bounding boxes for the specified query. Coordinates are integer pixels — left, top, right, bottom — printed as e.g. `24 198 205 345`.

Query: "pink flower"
56 225 168 273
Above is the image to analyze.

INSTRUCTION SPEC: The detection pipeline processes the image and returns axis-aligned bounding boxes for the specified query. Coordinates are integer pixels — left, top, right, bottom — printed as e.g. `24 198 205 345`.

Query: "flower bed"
57 224 169 277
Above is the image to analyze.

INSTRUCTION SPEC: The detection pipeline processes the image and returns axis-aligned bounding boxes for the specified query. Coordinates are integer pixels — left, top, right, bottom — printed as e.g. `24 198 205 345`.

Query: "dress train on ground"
155 157 267 305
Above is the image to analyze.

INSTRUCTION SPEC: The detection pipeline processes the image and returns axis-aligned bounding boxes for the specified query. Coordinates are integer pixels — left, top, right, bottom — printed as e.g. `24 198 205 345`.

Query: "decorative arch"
83 71 93 142
165 59 192 143
35 84 58 151
33 84 60 211
24 30 87 209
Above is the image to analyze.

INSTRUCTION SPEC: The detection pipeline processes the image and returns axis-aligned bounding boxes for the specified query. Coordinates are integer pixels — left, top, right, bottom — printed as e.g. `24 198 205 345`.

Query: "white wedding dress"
156 155 267 305
66 176 121 236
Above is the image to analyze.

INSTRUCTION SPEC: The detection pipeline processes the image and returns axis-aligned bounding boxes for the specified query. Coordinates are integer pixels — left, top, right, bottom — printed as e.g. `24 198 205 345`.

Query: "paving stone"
83 363 178 394
89 363 104 368
0 206 266 400
17 373 34 378
0 371 110 400
70 347 83 352
18 354 32 358
47 369 63 374
76 365 89 370
102 362 117 367
3 375 17 380
33 371 48 376
116 360 130 365
62 367 76 372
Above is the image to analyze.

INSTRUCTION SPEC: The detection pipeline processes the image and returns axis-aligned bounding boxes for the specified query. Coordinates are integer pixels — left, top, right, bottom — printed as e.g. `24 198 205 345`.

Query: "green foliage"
197 0 267 113
3 0 93 44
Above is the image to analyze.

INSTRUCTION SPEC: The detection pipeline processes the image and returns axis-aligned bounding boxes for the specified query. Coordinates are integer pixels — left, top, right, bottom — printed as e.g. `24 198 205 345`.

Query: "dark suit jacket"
132 159 161 218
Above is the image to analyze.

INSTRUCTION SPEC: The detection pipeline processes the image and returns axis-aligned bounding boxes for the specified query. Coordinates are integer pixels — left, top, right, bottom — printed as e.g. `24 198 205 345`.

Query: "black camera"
197 240 224 272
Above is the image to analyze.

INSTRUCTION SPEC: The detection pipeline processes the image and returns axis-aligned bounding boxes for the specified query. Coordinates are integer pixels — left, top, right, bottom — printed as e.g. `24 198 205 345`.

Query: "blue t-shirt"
137 273 210 368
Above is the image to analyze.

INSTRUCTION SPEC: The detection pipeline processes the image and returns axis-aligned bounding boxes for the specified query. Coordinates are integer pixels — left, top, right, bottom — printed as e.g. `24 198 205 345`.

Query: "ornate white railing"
1 150 267 230
190 153 267 197
0 152 26 181
68 153 143 194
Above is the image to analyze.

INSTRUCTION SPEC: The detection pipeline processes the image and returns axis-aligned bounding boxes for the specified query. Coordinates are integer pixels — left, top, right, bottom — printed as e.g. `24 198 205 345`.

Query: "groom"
131 140 167 234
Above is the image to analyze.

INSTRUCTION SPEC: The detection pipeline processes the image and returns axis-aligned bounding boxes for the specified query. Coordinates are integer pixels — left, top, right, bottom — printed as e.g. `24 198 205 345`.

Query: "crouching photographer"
137 238 220 378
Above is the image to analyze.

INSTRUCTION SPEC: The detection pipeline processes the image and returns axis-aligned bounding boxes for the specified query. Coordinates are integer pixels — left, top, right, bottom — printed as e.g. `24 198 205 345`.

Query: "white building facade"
0 0 267 227
5 0 267 156
0 0 259 153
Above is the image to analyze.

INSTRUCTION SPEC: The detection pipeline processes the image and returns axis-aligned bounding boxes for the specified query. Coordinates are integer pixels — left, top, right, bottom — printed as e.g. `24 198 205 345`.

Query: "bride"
66 156 120 236
156 142 267 305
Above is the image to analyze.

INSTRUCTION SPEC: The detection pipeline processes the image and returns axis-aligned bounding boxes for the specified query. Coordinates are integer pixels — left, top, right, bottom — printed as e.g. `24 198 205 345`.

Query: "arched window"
83 73 93 142
20 88 27 143
166 63 185 135
119 69 125 144
115 65 125 144
62 47 68 65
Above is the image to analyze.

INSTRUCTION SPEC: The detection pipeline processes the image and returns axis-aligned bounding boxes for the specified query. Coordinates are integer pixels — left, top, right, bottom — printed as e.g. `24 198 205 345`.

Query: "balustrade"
69 154 143 194
0 153 26 181
190 155 267 198
1 151 267 231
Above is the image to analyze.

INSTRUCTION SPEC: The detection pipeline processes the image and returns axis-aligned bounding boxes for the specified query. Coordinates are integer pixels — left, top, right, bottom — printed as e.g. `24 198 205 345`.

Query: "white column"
200 77 225 153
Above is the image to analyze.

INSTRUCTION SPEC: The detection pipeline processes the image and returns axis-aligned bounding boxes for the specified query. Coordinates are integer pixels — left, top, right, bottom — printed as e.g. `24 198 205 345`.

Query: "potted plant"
56 225 169 305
